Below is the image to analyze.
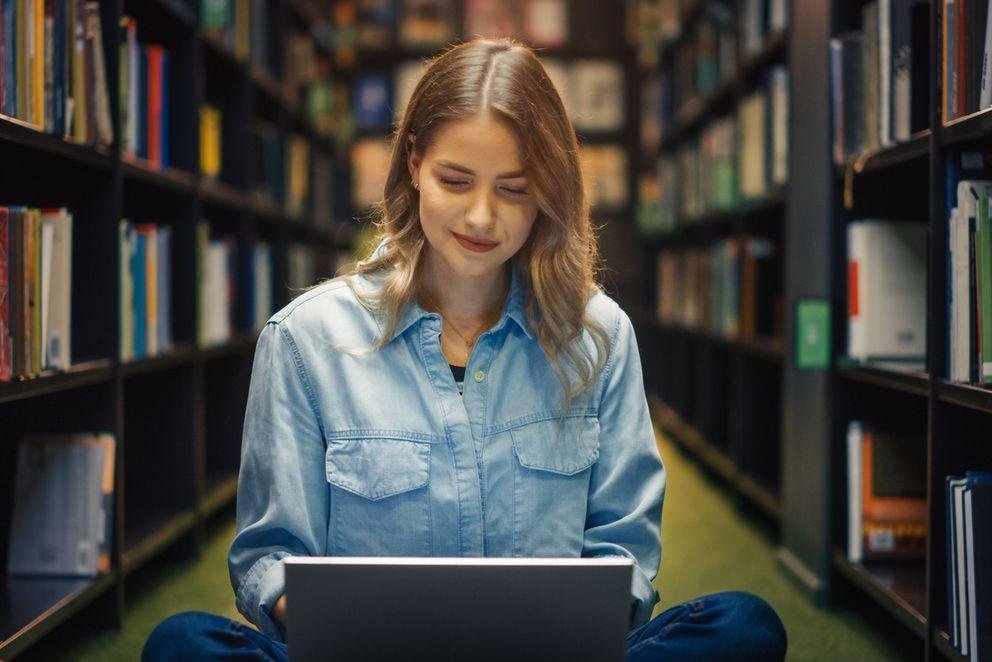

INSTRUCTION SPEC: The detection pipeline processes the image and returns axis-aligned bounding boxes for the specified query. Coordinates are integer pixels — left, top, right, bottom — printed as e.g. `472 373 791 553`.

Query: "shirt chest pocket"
325 437 432 556
509 416 600 556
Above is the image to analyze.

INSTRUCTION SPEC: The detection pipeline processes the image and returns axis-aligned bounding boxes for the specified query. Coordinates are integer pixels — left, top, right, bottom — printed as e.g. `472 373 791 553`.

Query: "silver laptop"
284 556 634 662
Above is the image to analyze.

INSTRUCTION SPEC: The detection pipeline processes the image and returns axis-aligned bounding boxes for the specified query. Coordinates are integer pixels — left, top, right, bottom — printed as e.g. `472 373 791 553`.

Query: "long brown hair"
345 38 611 402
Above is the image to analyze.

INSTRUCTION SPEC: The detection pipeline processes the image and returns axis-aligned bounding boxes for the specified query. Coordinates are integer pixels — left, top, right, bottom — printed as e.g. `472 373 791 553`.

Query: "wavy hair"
343 38 611 402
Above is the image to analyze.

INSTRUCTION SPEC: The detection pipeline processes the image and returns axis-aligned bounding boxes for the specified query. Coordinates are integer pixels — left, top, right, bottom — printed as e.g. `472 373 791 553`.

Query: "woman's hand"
273 595 287 626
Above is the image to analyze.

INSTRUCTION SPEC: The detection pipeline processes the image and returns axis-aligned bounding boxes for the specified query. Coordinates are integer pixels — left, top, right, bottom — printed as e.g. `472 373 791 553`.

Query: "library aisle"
31 428 908 661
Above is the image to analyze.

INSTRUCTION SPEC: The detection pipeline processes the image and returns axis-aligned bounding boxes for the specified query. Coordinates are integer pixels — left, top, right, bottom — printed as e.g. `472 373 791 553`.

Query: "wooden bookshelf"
0 0 354 657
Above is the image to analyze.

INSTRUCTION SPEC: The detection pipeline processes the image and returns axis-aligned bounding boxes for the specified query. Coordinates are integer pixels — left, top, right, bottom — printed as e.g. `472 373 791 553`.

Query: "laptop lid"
285 556 634 662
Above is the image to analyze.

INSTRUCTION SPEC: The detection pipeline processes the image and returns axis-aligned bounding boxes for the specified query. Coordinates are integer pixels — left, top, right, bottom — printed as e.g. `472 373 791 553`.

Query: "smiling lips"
451 231 499 253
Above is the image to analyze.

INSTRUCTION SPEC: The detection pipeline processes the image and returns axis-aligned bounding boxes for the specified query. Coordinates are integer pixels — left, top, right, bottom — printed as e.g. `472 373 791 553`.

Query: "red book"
146 45 163 168
0 208 9 381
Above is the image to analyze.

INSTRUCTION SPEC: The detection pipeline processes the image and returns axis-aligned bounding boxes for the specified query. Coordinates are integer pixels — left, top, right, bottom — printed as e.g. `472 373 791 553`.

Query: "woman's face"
409 113 539 281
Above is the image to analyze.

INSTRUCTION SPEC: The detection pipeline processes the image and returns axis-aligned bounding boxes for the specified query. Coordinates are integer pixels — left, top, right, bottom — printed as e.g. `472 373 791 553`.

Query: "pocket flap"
326 438 431 500
510 417 600 475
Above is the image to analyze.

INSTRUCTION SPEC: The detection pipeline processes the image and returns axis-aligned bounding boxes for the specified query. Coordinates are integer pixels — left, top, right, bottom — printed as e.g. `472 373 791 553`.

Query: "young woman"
143 38 787 661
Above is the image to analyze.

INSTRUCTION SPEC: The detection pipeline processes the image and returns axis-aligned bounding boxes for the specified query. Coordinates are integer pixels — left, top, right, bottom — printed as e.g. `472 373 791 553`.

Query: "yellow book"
143 226 158 357
16 0 28 121
34 0 44 127
31 210 42 374
199 105 221 178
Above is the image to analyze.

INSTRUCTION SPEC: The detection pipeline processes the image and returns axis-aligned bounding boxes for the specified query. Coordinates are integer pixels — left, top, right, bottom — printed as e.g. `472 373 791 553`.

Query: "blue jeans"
142 590 786 661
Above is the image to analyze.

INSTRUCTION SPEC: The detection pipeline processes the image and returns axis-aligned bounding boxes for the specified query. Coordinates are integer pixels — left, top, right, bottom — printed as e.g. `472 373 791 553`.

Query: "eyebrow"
435 160 525 179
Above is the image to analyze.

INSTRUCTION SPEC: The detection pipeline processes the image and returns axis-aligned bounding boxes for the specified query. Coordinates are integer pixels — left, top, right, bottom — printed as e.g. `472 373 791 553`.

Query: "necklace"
418 288 508 363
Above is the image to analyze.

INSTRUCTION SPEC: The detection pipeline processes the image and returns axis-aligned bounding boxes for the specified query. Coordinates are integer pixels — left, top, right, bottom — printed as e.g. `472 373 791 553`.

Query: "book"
830 32 865 165
394 59 425 121
351 137 392 210
947 472 992 658
199 103 222 178
355 0 395 49
7 433 115 577
0 207 9 381
463 0 518 39
40 208 70 371
399 0 455 49
571 60 624 132
578 144 628 211
353 72 392 129
847 421 927 562
119 219 135 361
846 220 927 361
522 0 567 48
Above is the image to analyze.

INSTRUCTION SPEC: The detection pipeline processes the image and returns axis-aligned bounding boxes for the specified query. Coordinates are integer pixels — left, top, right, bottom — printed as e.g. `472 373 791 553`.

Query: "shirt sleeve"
228 321 328 641
582 308 666 629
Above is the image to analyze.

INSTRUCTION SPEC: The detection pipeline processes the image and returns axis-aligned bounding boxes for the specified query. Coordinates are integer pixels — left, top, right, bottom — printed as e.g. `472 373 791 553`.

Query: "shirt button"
473 370 486 383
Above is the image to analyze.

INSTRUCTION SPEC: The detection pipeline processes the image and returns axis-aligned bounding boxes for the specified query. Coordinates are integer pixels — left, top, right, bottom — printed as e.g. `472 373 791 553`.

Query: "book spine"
87 1 111 146
0 208 9 382
980 198 992 382
42 0 51 132
848 222 865 359
147 45 160 168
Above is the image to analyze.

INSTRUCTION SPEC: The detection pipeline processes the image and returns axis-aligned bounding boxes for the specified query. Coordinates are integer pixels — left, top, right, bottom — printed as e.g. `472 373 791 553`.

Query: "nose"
464 187 497 230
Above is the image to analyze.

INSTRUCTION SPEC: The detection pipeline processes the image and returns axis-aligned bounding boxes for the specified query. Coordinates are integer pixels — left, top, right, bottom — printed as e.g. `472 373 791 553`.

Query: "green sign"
796 299 831 370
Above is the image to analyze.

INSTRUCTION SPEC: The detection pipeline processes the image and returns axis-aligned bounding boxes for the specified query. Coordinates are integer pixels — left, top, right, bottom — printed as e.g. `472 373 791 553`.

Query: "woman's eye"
439 177 469 188
500 186 529 196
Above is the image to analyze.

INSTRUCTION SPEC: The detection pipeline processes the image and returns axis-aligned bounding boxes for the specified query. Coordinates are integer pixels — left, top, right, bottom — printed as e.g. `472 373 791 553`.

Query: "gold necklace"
419 289 508 361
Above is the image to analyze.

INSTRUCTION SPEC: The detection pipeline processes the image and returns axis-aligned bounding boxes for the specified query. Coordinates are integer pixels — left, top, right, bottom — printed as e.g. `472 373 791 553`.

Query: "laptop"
284 556 634 662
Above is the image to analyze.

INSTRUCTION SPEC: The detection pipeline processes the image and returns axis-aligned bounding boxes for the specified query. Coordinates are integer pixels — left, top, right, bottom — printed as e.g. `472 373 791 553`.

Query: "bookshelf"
0 0 354 657
634 0 790 523
632 1 992 660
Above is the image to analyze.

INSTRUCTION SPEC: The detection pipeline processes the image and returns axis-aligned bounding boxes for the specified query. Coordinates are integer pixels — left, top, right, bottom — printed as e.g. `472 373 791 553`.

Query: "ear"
406 134 421 185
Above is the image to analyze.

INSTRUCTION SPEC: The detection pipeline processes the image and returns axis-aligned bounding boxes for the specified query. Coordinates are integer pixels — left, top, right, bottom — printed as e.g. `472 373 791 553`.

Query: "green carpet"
43 430 908 661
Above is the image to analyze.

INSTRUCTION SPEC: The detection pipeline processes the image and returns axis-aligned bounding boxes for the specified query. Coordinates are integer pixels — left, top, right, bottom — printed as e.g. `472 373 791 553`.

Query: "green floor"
45 431 910 661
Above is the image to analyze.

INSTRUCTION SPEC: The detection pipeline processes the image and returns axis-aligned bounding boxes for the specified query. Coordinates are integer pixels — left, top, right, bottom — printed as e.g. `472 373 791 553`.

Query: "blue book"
160 50 170 168
157 225 171 351
138 47 148 160
53 0 66 135
1 0 15 117
132 231 147 358
353 73 392 129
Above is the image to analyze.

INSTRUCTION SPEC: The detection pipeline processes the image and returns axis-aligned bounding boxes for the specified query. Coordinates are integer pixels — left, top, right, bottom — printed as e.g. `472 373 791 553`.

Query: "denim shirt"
228 266 666 641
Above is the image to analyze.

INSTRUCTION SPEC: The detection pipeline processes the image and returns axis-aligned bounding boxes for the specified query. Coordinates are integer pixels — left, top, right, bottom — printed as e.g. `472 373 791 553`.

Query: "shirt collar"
385 263 535 345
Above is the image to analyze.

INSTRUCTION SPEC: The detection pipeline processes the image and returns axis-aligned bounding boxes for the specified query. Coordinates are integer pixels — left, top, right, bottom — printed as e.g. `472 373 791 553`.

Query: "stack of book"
119 220 173 361
943 0 992 122
946 153 992 385
946 471 991 661
846 219 927 363
828 0 930 165
120 18 171 169
0 207 73 381
0 0 113 146
846 421 927 563
7 433 116 578
655 237 781 340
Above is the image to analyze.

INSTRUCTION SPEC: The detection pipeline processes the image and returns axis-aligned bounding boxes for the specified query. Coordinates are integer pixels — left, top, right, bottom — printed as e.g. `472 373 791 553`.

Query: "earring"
412 178 418 190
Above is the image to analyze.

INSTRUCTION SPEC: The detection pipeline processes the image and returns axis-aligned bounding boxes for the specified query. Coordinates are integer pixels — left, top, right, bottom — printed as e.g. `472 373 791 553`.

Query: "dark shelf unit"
636 3 789 530
766 2 992 661
0 0 354 657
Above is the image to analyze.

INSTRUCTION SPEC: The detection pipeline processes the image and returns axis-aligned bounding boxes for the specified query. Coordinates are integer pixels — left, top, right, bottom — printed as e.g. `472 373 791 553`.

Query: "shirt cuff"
235 551 291 641
629 567 660 629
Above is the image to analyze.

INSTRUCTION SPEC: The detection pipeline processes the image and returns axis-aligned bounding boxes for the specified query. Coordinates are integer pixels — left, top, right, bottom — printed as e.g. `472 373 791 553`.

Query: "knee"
713 591 787 661
142 611 223 662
